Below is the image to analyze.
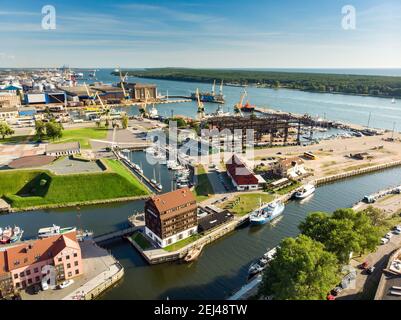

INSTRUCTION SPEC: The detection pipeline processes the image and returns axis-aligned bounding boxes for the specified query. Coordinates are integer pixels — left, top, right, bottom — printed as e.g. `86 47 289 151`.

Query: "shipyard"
1 1 401 314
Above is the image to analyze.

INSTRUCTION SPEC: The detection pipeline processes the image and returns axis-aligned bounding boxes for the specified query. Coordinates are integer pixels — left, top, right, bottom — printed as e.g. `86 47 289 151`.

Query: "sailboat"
151 168 157 185
157 169 163 190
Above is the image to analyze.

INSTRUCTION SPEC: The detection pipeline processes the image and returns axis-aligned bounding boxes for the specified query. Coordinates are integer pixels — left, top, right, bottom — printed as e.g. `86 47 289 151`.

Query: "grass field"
52 127 108 149
164 234 203 252
220 193 275 216
0 159 149 209
193 165 214 202
0 135 35 144
131 232 153 250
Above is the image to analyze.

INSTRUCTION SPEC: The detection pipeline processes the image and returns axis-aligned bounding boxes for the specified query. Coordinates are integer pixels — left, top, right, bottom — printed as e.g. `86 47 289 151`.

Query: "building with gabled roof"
144 188 198 248
226 154 260 191
0 231 83 297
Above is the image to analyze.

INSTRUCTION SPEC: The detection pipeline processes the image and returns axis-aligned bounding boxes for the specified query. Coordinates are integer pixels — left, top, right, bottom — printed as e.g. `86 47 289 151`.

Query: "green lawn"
0 135 36 144
193 165 214 202
51 127 108 149
0 160 149 209
275 181 302 195
164 234 203 252
220 193 275 216
130 232 152 250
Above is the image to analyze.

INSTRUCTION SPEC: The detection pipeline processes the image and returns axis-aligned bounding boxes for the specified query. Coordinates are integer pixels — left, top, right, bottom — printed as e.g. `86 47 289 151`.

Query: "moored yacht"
294 184 316 199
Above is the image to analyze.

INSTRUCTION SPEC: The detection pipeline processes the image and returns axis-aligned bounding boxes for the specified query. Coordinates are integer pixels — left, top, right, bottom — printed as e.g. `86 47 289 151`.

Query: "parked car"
359 261 369 270
394 229 401 235
58 279 74 289
41 282 49 291
366 266 375 275
385 232 393 240
327 294 336 300
331 286 343 296
381 238 390 245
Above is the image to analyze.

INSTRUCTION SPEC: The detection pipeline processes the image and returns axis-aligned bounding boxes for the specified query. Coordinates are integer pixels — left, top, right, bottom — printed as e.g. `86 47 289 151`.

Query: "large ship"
190 80 225 104
249 201 285 226
38 225 77 238
0 226 24 244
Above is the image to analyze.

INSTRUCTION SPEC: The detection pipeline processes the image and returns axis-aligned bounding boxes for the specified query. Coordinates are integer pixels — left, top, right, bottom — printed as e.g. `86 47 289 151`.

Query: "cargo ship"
190 80 225 104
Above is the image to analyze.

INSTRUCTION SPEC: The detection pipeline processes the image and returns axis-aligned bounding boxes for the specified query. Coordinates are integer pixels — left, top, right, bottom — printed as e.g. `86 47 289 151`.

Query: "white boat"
249 201 285 226
248 247 277 278
38 225 76 238
392 98 396 104
149 104 158 119
294 184 316 199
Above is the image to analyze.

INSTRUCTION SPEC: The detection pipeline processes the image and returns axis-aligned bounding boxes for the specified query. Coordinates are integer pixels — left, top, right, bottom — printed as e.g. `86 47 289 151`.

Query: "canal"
1 166 399 299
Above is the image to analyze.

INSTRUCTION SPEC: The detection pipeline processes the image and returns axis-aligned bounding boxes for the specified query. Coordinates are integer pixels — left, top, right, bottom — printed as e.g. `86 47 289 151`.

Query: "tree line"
115 68 401 98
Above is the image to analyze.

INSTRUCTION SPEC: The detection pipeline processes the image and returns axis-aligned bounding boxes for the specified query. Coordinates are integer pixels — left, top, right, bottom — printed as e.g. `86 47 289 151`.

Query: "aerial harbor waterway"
90 69 401 131
0 166 400 300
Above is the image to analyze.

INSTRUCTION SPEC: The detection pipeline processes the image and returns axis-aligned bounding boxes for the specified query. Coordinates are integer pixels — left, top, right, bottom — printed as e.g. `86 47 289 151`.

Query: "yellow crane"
83 82 97 107
119 68 130 101
234 89 247 117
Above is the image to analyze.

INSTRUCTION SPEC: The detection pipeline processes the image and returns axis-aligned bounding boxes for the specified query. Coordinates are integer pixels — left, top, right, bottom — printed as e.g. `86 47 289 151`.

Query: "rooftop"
226 154 259 186
149 187 196 214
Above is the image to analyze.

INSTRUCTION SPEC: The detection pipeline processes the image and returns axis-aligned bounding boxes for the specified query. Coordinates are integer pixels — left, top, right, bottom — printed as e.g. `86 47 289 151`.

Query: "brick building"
144 188 198 248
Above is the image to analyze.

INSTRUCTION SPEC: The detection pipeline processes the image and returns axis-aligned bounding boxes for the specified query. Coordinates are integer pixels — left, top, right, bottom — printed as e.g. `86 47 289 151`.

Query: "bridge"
93 226 141 244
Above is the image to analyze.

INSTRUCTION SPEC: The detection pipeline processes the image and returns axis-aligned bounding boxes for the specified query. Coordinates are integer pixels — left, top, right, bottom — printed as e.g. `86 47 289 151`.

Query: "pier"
93 226 140 244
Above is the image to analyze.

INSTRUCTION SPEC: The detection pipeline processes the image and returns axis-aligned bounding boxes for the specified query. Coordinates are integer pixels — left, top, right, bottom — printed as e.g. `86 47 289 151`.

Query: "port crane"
234 89 246 117
118 69 131 102
196 88 205 120
83 82 97 106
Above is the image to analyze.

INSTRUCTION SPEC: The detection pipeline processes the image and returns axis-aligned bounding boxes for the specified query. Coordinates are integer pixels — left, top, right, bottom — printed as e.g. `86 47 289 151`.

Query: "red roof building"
226 155 260 191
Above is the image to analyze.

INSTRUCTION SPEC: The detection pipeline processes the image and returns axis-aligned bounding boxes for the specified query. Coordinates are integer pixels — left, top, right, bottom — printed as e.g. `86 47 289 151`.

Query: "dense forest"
113 68 401 98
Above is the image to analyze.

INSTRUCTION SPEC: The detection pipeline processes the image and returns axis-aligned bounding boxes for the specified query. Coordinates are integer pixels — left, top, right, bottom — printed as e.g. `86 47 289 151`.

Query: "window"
26 270 31 276
28 279 32 284
75 269 79 275
74 261 78 266
14 260 20 266
66 255 70 260
67 272 72 277
16 283 20 288
34 268 39 273
19 272 24 278
34 254 40 261
73 253 77 258
67 263 71 269
14 274 18 279
58 258 62 262
35 276 40 282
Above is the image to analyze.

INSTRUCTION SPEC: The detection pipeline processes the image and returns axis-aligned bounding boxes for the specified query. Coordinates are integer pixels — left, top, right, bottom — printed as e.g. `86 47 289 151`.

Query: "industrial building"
0 93 21 108
24 91 66 105
124 83 157 101
45 142 81 157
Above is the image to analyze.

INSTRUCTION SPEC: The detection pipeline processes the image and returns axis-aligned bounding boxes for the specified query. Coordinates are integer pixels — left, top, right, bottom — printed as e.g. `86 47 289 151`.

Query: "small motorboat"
294 184 316 199
184 244 205 263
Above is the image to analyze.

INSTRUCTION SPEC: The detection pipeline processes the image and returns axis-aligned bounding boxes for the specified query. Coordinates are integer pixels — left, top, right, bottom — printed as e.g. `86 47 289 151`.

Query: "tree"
0 122 14 140
362 206 386 226
95 121 101 128
35 120 46 141
121 114 128 129
259 235 339 300
300 209 381 264
45 121 63 141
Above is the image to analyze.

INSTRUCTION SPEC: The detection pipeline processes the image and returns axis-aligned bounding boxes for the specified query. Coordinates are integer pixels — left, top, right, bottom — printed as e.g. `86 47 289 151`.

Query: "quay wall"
312 160 401 186
84 262 125 300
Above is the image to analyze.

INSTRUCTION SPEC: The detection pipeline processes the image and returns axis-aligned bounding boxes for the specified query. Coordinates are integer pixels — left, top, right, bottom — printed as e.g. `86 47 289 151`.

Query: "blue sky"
0 0 400 68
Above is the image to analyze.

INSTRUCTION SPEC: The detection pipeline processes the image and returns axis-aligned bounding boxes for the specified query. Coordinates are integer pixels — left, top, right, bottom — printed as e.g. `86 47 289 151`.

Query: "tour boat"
149 104 159 119
249 201 285 226
38 225 76 238
294 184 316 199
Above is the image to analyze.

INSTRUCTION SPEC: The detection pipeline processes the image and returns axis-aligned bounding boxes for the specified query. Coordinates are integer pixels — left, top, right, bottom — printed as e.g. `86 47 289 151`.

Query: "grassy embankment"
164 233 203 252
130 232 153 250
193 165 214 202
0 159 149 209
0 127 108 149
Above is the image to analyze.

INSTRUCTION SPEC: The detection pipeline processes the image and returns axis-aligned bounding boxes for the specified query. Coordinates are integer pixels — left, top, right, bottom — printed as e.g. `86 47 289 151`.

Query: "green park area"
164 233 203 252
193 165 214 202
220 193 275 216
130 232 153 250
51 127 108 149
0 159 149 209
0 127 108 149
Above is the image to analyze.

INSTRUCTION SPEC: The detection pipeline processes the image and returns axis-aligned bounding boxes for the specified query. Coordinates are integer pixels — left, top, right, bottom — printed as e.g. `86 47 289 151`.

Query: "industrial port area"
2 2 401 317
